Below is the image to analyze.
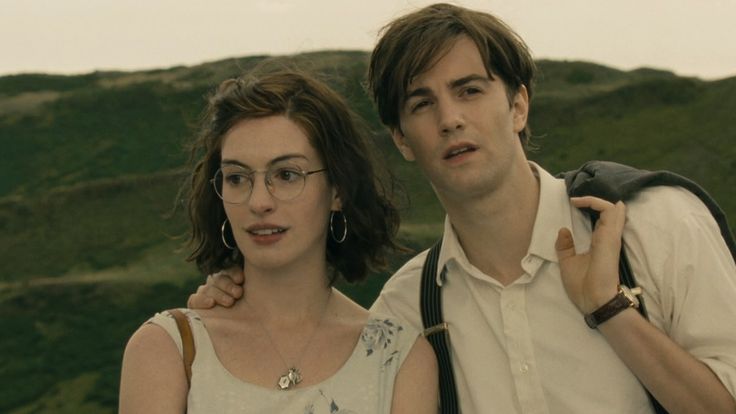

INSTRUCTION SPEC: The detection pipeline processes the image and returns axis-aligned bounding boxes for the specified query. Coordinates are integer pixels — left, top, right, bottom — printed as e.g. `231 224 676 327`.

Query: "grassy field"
1 51 734 413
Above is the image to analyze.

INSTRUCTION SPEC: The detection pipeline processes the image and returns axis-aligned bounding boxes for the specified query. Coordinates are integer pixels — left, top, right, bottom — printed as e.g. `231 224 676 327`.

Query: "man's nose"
437 100 465 136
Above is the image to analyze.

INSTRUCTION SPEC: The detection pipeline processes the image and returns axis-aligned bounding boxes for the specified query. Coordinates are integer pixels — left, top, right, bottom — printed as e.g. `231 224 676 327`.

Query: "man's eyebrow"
404 74 491 101
220 154 308 169
405 86 432 101
449 74 491 89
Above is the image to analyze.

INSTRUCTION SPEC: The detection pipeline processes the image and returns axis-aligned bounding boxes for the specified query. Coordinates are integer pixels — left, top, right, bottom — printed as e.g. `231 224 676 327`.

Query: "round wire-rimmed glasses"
210 164 327 203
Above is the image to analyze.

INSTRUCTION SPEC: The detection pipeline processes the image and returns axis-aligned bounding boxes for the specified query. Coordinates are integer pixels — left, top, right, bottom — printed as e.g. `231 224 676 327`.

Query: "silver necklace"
246 288 333 391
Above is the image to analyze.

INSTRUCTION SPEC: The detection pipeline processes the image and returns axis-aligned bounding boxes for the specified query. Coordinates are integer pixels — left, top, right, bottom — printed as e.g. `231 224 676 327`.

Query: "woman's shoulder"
138 308 204 354
120 313 189 413
330 288 420 348
126 318 180 356
122 310 190 380
147 307 203 324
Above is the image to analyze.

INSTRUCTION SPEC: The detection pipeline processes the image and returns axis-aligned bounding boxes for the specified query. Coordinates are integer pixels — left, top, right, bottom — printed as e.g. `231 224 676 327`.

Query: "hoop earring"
221 219 236 250
330 211 347 244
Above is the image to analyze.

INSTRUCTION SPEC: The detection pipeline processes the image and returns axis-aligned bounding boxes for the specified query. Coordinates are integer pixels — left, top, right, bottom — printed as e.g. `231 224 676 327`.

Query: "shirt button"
520 363 529 373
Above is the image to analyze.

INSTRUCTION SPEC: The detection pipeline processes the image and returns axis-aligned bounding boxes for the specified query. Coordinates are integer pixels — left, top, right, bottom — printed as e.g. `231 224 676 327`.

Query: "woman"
119 71 438 413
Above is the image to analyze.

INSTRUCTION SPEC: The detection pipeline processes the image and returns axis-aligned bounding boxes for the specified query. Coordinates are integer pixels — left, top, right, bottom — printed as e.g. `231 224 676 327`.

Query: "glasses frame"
210 165 327 204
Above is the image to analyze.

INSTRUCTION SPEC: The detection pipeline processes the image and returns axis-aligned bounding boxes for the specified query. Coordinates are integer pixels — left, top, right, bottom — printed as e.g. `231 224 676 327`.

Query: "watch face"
620 285 640 308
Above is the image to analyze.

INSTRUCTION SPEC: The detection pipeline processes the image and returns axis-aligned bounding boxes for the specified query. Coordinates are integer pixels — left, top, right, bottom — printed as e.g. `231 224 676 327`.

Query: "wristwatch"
584 285 642 329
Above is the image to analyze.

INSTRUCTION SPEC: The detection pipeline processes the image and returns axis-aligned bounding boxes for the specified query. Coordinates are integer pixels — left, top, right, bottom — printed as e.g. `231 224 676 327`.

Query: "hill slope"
1 51 734 413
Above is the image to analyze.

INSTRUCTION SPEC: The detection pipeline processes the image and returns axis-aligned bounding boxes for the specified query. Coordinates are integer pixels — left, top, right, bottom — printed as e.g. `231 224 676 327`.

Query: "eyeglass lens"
213 164 309 203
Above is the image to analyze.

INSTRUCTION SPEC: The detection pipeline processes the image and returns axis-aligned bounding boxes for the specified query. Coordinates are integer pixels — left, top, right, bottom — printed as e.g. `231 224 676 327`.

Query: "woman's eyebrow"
220 154 308 169
268 154 309 166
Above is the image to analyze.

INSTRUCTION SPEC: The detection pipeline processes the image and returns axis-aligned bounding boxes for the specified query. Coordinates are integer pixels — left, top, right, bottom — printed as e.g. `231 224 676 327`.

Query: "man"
189 4 736 413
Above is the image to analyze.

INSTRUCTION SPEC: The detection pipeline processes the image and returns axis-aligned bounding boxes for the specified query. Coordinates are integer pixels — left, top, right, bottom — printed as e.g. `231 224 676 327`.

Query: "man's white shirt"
371 162 736 414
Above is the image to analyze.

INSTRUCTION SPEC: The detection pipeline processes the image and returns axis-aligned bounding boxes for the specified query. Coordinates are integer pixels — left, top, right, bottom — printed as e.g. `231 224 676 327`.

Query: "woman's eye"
273 169 301 182
225 174 248 186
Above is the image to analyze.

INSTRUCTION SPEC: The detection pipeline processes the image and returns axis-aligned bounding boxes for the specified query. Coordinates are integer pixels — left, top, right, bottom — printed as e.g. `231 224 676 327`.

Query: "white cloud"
255 0 293 13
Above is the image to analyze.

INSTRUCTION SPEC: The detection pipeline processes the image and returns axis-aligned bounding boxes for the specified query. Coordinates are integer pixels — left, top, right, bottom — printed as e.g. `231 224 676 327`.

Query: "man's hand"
186 268 245 309
555 196 626 314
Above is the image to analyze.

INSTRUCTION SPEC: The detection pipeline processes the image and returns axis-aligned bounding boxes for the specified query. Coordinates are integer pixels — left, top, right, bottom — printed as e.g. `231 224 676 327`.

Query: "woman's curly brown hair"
183 69 403 283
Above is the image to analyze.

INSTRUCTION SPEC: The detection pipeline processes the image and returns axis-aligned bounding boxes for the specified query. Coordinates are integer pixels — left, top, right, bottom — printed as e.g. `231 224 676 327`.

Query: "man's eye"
463 86 483 95
462 87 482 96
411 100 431 113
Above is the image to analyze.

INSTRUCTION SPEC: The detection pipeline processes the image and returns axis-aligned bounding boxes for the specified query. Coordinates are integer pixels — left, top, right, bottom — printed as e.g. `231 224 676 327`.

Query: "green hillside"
1 51 734 413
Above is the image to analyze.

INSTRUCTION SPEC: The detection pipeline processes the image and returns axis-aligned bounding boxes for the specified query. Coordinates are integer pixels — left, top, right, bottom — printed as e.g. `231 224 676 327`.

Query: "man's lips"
443 144 478 160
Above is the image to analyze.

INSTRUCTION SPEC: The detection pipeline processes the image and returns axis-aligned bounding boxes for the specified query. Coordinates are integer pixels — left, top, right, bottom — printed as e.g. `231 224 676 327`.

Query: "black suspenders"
420 239 459 414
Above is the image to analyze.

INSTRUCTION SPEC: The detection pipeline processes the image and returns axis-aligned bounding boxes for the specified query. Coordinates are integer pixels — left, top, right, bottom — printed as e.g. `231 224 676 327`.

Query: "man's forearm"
599 308 736 414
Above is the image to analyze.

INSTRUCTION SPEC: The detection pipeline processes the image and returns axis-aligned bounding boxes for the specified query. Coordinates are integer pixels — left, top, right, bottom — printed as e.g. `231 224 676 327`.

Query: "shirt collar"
526 161 575 264
436 216 469 286
434 162 575 286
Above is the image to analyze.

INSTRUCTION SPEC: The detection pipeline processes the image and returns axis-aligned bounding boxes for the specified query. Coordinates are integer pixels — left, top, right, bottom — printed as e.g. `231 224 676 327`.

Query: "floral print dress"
147 309 419 414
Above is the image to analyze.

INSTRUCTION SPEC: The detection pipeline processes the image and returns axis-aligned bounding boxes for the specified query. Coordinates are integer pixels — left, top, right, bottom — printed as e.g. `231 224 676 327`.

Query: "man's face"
391 35 529 203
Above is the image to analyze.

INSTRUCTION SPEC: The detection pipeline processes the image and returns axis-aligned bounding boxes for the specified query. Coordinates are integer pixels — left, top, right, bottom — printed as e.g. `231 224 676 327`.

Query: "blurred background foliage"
1 51 733 413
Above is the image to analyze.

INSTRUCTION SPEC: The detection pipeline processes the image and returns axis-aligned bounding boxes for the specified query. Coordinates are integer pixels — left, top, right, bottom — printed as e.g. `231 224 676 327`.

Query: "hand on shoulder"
187 267 245 309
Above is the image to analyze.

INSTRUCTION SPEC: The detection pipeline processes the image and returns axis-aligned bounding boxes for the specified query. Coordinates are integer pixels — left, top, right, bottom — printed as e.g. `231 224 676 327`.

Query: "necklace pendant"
277 367 302 390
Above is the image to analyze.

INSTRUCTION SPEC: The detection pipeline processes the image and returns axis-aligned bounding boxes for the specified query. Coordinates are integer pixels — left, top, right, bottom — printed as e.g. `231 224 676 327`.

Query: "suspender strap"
621 251 667 414
420 239 460 414
589 220 669 413
168 309 195 388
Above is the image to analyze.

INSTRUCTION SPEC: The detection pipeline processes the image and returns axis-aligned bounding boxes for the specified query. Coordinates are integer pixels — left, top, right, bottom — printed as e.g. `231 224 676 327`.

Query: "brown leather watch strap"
584 293 630 328
584 285 641 329
168 309 195 388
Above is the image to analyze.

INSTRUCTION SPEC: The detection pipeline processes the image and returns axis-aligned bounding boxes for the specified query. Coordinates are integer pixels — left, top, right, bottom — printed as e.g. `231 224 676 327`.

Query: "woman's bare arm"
119 323 189 414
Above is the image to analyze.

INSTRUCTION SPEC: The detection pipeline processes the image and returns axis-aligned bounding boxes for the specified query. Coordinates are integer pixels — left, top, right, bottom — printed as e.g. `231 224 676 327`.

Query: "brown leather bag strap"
168 309 195 388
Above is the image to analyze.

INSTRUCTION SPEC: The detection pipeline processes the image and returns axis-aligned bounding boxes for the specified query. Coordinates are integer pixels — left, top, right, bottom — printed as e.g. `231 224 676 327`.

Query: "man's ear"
512 84 530 134
391 128 416 161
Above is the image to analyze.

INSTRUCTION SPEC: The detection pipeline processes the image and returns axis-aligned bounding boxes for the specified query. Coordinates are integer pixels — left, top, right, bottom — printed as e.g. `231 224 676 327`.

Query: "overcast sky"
1 0 735 80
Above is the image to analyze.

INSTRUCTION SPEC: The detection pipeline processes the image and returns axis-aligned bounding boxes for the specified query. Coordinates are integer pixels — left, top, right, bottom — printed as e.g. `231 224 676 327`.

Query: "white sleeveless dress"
147 309 419 413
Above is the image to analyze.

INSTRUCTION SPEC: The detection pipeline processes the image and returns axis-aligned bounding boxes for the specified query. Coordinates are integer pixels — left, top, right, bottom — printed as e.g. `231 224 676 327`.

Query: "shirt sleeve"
623 186 736 398
369 252 427 333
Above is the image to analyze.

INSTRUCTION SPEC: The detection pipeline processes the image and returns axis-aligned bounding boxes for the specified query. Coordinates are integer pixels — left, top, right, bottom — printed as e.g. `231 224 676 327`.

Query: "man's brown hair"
368 3 536 145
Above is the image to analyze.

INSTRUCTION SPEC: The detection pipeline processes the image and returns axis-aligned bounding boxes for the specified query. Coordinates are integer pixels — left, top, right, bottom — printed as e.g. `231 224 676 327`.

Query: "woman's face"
219 115 340 272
